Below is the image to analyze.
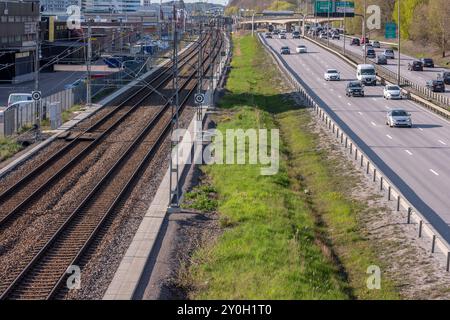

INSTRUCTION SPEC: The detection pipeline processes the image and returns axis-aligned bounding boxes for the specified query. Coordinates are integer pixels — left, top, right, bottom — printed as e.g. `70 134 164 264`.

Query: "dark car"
346 81 365 97
366 48 376 59
426 79 445 92
331 32 340 40
265 32 272 39
350 38 360 46
438 71 450 85
292 31 301 39
408 60 423 71
360 37 369 44
420 58 435 68
280 46 290 55
377 54 388 65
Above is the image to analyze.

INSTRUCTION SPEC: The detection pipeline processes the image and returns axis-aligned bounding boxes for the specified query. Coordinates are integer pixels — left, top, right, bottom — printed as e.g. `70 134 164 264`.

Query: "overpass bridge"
240 16 344 26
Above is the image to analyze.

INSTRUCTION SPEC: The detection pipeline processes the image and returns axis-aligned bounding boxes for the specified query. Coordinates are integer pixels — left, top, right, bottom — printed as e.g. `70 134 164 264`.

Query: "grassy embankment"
183 33 399 300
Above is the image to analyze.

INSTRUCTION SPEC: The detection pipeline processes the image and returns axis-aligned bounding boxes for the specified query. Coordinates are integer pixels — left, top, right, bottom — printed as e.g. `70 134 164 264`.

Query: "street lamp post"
343 1 346 55
363 0 367 64
251 11 256 36
327 0 330 46
397 0 401 85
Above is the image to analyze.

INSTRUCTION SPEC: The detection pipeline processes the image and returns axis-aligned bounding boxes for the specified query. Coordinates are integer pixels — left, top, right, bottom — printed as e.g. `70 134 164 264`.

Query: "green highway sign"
385 22 397 39
314 1 355 17
315 1 333 14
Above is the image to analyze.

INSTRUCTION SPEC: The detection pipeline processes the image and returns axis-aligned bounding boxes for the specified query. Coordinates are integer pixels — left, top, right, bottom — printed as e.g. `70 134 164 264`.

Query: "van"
8 93 32 107
356 64 376 86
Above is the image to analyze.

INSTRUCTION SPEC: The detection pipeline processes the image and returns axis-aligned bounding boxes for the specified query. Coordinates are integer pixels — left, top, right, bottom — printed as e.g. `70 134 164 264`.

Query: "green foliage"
0 137 22 161
267 0 296 11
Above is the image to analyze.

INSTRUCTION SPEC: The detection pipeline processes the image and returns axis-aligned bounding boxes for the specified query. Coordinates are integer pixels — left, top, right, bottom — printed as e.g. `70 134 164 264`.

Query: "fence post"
373 169 376 182
397 196 400 211
407 208 411 224
388 186 391 200
419 220 423 238
431 235 436 253
366 161 370 174
380 177 383 190
447 253 450 272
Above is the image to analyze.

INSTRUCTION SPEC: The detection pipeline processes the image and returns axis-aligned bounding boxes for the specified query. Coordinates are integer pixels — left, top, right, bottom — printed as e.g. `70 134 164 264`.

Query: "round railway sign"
32 91 42 101
194 93 205 105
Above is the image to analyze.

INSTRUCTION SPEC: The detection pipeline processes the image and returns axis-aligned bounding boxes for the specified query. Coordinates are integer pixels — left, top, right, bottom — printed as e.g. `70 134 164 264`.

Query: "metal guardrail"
310 36 450 114
259 33 450 271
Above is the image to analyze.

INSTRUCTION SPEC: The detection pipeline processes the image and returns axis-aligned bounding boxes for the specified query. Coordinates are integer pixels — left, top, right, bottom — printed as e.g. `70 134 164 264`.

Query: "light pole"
327 0 330 46
397 0 401 85
251 11 256 36
343 1 346 55
363 0 367 64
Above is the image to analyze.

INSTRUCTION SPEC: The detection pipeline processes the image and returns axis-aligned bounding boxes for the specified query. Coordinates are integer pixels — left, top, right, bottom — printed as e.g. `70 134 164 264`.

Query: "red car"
360 37 369 44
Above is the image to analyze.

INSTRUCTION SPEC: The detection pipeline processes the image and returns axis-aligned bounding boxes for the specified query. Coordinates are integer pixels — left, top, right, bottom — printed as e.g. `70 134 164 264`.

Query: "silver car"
384 49 395 59
386 109 412 127
383 85 402 100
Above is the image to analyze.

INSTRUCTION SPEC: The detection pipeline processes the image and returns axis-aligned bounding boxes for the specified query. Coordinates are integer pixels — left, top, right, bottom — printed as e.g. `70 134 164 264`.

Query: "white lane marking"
430 169 439 176
358 112 363 115
405 150 413 156
348 102 352 106
372 98 377 101
330 88 334 91
384 105 389 109
438 140 447 145
418 127 424 131
338 95 342 98
371 121 376 126
386 134 393 139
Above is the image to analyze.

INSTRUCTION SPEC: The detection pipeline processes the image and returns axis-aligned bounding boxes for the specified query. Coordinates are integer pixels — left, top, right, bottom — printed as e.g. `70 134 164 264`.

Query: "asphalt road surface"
324 35 450 98
260 34 450 243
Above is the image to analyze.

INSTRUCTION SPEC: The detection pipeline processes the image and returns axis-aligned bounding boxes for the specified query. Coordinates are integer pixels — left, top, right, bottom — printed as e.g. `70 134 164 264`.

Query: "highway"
325 35 450 98
260 34 450 242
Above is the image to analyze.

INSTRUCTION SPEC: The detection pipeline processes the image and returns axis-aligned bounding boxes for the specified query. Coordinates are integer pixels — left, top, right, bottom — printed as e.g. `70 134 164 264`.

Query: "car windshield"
387 86 400 91
392 110 408 117
385 50 393 53
297 45 305 48
282 47 289 50
423 59 432 62
361 69 375 75
349 82 362 88
327 70 338 74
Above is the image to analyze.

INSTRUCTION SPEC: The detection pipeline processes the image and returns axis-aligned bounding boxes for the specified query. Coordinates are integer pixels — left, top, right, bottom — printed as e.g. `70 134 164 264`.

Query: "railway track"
0 30 223 299
0 34 210 227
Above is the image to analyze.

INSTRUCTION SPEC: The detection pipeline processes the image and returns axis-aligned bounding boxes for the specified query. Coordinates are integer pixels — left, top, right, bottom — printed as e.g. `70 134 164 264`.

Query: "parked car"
7 93 32 107
296 45 307 54
370 40 381 48
383 85 402 100
383 49 395 59
386 109 412 128
408 60 424 71
376 54 388 65
292 31 301 39
420 58 435 68
324 69 341 81
346 81 365 97
366 48 376 59
438 71 450 85
280 46 290 55
426 79 446 92
350 38 360 46
265 32 273 39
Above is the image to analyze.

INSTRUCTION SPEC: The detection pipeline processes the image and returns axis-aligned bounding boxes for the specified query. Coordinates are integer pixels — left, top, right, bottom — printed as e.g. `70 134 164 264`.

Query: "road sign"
385 22 397 39
194 93 205 105
315 0 333 15
336 2 355 15
32 91 41 101
315 1 355 17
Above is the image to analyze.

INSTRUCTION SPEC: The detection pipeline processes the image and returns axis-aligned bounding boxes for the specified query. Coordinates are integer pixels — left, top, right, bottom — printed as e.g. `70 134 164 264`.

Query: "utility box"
49 102 62 130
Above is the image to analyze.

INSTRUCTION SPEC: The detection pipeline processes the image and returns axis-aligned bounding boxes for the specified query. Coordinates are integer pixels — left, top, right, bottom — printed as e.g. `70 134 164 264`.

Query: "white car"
386 109 412 127
383 85 402 99
324 69 341 81
296 45 307 53
370 40 381 48
384 49 395 59
362 44 374 51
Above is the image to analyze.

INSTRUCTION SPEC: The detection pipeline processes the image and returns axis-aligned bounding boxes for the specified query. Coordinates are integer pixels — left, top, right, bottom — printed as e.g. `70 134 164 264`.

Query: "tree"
427 0 449 57
392 0 426 39
267 1 296 11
